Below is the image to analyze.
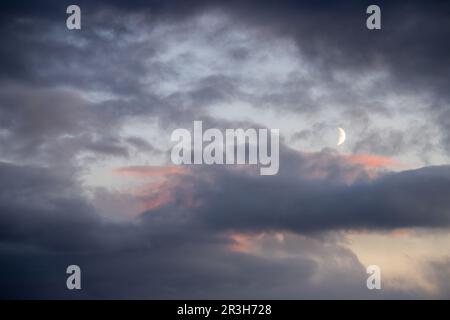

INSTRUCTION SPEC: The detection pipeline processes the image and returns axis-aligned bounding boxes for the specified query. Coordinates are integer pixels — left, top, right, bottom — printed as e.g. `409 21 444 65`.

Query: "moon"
337 127 346 146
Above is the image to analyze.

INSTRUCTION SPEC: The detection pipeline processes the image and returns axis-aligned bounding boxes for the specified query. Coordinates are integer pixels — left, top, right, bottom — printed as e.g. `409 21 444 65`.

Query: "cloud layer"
0 0 449 299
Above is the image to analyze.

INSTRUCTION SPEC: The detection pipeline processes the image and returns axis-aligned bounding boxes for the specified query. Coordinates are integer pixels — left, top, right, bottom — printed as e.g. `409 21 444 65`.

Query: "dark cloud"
3 0 450 92
0 161 426 299
1 0 450 299
164 147 450 233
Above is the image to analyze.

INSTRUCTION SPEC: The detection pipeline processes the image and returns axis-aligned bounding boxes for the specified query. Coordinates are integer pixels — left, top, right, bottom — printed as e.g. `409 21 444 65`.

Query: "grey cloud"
2 0 449 156
125 136 161 154
1 0 450 299
166 147 450 233
353 129 407 156
0 159 430 299
0 85 134 165
0 161 359 298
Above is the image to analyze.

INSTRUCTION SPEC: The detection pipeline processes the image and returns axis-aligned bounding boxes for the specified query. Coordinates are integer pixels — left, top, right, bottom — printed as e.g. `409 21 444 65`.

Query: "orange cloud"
110 166 191 212
228 232 263 253
140 191 174 211
133 178 197 211
228 233 251 253
345 154 399 169
113 165 189 177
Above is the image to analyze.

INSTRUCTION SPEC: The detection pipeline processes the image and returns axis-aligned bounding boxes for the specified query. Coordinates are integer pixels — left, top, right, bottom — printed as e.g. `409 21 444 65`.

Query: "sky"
0 0 449 299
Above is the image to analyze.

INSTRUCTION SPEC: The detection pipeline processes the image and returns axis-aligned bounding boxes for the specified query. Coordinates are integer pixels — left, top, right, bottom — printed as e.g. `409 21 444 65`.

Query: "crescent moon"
337 127 346 146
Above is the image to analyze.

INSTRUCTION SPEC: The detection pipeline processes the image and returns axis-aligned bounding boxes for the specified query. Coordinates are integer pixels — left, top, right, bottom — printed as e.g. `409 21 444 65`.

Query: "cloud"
161 147 450 233
0 161 359 298
113 165 188 177
0 156 443 299
2 0 449 159
345 154 400 169
425 258 450 298
0 0 449 299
